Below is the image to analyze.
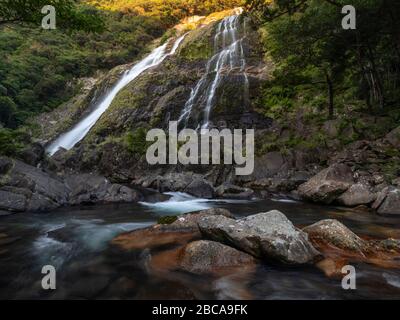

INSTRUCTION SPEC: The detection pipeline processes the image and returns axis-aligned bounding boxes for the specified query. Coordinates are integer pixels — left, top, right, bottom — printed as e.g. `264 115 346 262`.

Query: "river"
1 193 400 299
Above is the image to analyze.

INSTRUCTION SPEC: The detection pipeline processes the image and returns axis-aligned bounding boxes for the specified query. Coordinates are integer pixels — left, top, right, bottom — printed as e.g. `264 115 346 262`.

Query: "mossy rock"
177 22 216 61
157 215 178 225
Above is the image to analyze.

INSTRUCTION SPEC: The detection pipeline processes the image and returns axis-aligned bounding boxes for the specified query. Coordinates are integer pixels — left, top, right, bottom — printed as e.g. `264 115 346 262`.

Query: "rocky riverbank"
0 156 142 215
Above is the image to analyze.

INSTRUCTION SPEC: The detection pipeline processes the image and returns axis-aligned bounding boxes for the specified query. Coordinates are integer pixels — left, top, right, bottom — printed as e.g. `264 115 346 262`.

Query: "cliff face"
47 12 270 183
33 10 400 215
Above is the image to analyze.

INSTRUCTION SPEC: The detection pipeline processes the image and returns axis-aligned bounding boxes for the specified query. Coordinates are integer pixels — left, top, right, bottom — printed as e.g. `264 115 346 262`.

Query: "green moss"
382 161 400 181
157 215 178 225
178 23 215 61
124 127 151 156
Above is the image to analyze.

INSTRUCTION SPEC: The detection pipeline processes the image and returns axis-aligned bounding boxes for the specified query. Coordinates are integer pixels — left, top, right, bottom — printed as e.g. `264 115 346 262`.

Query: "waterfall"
178 12 248 129
46 34 187 156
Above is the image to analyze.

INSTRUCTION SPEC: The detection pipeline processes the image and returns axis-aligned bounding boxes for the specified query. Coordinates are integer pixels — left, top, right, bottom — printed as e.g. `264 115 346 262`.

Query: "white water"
178 11 248 129
46 35 187 156
139 191 251 214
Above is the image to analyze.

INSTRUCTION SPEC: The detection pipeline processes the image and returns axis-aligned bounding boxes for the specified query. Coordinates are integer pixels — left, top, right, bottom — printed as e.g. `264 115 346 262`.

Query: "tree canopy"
0 0 104 32
247 0 400 117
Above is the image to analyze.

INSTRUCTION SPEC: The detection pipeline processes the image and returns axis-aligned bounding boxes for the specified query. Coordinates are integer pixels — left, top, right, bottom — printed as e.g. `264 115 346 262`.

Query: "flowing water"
178 13 249 129
46 35 187 156
1 194 400 300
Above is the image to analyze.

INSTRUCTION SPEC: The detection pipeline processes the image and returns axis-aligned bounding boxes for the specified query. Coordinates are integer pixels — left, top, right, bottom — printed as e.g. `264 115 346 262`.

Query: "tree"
246 0 400 111
0 0 104 32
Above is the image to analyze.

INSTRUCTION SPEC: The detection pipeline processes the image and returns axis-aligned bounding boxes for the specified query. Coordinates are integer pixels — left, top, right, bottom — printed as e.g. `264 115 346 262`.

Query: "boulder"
65 174 141 205
184 178 214 199
179 240 256 274
337 183 376 206
303 219 368 252
215 183 254 199
198 210 320 264
297 163 354 204
170 208 235 231
385 126 400 148
376 188 400 216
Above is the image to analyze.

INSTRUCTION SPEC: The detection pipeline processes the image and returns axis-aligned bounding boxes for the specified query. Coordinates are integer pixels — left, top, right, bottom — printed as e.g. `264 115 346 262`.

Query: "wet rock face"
297 163 354 204
178 240 256 275
0 156 142 214
198 210 320 264
65 174 142 205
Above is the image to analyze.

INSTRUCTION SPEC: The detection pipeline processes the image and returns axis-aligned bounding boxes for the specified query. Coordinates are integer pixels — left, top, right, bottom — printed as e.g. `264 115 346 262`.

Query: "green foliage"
88 0 244 24
0 9 164 128
0 0 105 32
249 0 400 119
125 127 149 156
0 127 29 157
157 215 178 224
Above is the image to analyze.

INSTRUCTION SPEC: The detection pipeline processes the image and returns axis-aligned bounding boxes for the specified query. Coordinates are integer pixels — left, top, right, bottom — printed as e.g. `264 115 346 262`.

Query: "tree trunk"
366 42 385 108
325 72 334 119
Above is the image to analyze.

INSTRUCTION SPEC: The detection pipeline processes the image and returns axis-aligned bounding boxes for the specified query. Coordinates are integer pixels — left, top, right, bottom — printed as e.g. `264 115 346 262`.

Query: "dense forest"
247 0 400 119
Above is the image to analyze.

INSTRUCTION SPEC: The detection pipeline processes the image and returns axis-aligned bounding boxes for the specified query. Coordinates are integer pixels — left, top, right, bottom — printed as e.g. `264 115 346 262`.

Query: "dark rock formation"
0 156 142 214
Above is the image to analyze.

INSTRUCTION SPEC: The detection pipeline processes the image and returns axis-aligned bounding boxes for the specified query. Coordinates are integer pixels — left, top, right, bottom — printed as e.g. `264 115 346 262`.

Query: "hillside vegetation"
0 0 243 156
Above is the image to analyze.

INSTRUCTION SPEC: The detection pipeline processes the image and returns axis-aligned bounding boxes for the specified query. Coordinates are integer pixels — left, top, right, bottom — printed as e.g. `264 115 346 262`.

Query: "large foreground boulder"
297 163 354 204
178 240 256 275
198 210 320 264
303 219 400 274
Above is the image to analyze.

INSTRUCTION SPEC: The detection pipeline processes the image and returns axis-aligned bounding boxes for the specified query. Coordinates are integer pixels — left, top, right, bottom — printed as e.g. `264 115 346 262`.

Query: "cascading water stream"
46 34 187 156
178 12 248 129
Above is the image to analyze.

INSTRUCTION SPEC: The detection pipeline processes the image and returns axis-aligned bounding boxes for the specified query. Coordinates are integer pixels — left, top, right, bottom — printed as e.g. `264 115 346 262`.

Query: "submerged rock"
179 240 256 275
198 210 320 264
